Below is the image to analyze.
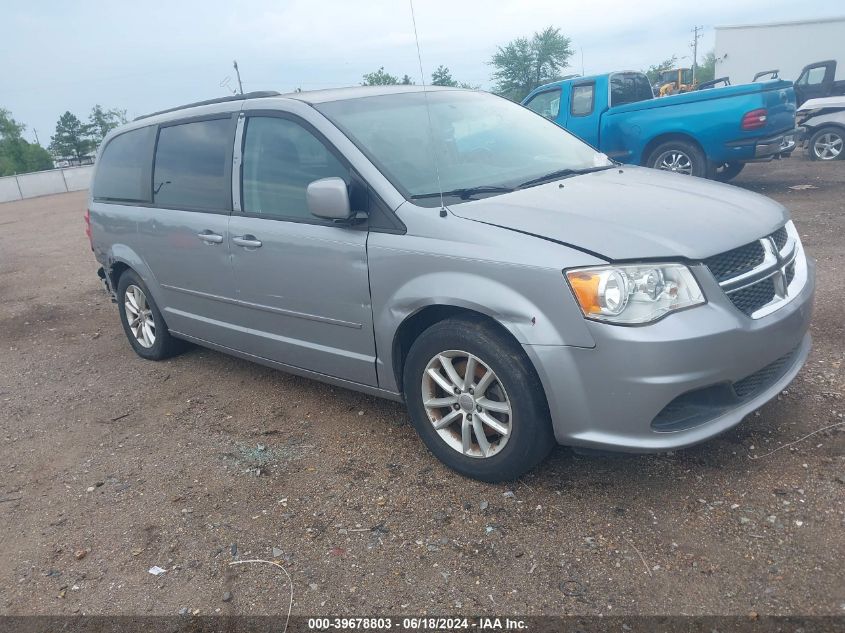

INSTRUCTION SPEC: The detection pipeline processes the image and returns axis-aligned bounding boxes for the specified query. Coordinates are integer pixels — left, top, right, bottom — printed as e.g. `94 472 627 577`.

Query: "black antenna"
233 60 244 95
409 0 447 217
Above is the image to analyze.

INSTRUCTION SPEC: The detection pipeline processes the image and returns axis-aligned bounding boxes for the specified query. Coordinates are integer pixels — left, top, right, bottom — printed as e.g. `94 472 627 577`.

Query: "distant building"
53 155 95 169
715 16 845 84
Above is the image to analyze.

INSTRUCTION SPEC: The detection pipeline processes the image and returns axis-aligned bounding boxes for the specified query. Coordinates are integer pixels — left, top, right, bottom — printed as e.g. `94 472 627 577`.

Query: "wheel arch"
105 245 164 306
391 304 534 399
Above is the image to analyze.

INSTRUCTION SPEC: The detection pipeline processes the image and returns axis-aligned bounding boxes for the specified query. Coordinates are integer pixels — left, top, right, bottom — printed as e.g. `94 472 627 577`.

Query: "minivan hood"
448 167 788 261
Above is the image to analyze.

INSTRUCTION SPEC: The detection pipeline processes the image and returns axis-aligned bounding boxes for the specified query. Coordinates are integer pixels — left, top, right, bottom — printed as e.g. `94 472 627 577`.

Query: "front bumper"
525 257 815 452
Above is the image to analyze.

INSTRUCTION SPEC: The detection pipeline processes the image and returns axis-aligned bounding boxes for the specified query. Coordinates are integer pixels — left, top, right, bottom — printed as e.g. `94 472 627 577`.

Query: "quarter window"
570 84 595 116
153 118 232 211
241 117 347 220
92 126 154 202
524 90 561 120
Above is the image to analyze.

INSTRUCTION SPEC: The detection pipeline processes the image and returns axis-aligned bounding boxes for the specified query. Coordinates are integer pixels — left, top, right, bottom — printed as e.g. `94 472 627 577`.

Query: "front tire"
808 126 844 161
646 140 708 178
116 270 183 360
402 317 554 482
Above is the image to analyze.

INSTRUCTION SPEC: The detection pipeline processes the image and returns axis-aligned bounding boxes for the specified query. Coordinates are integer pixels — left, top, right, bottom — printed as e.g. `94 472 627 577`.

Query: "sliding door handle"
197 231 223 244
232 235 262 248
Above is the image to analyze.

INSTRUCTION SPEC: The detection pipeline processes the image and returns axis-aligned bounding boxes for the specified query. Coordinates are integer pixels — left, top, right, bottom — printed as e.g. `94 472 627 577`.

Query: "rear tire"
402 316 554 482
116 270 184 361
807 126 844 161
646 140 708 178
713 162 745 182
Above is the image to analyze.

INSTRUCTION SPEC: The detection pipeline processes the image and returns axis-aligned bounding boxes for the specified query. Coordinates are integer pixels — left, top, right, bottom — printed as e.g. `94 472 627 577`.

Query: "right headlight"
565 263 705 325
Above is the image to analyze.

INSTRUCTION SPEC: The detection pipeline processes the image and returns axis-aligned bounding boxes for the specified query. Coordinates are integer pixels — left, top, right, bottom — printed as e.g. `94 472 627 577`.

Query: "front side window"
241 117 348 220
610 73 654 107
92 126 154 202
799 66 826 85
570 84 595 116
524 89 560 120
153 118 232 210
316 91 610 205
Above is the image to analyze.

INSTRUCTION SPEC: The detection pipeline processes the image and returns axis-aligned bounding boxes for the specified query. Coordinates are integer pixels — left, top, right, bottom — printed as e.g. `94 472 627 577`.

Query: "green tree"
0 108 54 176
696 51 716 84
432 65 458 87
491 26 573 101
644 55 678 85
362 67 400 86
400 74 415 85
88 105 127 145
50 111 94 161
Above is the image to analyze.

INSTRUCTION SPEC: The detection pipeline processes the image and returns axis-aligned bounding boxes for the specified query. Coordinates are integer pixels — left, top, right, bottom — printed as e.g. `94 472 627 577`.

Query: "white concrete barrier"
0 177 21 204
61 165 94 192
0 165 94 203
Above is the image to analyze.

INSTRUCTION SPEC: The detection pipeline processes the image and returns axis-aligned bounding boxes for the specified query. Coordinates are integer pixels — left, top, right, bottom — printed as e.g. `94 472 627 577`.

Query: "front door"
228 113 377 385
795 62 834 106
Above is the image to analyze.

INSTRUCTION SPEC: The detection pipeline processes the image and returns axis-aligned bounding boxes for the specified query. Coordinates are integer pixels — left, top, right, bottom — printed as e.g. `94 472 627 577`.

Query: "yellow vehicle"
657 68 696 96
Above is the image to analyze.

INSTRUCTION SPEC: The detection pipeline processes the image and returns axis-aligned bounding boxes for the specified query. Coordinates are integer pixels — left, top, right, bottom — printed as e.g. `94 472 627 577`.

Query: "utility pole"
233 60 244 95
691 25 703 85
33 128 40 146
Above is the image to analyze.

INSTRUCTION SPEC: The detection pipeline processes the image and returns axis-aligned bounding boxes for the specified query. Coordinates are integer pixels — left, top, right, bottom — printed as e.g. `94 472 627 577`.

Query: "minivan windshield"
316 90 612 206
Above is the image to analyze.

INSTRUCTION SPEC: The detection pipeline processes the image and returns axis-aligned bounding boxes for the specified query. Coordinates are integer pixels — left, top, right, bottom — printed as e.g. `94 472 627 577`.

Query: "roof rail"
134 91 282 121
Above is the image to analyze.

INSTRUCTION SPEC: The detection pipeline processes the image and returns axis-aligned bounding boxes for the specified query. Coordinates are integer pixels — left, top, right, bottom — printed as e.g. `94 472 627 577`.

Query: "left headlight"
565 263 705 325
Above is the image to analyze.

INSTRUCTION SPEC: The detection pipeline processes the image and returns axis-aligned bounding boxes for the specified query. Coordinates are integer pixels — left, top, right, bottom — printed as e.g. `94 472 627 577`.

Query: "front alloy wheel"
402 316 554 482
810 128 843 161
422 350 512 458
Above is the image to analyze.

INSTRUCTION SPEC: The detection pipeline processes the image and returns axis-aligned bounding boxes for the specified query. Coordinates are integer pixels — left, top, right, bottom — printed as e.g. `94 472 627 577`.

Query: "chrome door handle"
232 235 262 248
197 231 223 244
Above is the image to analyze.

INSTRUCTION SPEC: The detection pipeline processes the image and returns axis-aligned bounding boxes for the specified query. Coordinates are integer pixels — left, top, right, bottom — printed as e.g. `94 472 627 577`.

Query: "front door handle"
232 235 262 248
197 231 223 244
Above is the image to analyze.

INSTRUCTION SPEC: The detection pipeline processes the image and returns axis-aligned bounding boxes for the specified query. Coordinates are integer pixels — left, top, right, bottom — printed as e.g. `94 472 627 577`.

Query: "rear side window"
524 89 560 120
153 118 232 211
610 73 654 107
570 84 595 116
92 127 154 202
241 116 348 221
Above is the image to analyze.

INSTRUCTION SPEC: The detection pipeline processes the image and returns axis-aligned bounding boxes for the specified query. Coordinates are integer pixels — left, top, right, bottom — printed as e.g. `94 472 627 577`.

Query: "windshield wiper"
411 185 515 200
517 165 615 189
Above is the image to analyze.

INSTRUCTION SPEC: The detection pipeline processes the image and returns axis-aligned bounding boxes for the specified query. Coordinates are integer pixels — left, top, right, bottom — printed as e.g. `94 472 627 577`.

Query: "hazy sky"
2 0 839 144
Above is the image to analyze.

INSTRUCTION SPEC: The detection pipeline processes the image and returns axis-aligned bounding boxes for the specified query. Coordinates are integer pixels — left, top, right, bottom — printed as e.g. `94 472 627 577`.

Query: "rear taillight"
84 208 93 250
741 108 768 130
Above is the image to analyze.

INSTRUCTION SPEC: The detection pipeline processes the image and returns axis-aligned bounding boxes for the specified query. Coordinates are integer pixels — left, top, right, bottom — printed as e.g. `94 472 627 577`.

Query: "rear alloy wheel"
646 140 707 178
808 126 844 161
403 317 554 482
116 269 184 361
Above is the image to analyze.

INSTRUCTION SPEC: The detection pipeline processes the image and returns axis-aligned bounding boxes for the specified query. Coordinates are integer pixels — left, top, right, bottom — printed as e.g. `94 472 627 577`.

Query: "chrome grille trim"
708 221 807 319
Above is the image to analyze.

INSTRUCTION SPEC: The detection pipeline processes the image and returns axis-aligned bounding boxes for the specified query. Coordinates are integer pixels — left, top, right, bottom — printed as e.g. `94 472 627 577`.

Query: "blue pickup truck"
522 71 797 181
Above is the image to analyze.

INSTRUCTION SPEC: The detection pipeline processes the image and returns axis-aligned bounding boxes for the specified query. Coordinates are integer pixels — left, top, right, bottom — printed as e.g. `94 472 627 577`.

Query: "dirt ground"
0 156 843 618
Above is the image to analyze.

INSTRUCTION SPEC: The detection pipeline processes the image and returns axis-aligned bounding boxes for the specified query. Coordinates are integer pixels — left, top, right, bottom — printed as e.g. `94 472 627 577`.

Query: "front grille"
728 277 776 316
771 226 788 251
704 241 765 282
733 346 798 399
785 261 796 285
704 224 800 318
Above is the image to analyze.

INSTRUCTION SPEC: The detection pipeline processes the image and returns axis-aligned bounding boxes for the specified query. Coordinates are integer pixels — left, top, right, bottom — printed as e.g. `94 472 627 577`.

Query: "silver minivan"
88 86 815 481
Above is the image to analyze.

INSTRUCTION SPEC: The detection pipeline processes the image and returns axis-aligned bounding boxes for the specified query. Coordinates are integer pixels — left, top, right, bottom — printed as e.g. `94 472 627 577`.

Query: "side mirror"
306 177 352 221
